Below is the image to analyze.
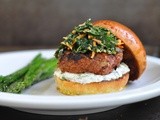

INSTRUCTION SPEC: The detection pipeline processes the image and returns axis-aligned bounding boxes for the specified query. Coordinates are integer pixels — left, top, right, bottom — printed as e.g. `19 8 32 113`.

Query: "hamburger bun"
93 20 146 80
55 73 129 95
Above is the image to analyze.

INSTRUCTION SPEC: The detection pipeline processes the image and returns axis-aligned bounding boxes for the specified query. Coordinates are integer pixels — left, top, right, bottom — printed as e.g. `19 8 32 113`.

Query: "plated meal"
0 19 146 96
0 50 160 115
1 19 160 115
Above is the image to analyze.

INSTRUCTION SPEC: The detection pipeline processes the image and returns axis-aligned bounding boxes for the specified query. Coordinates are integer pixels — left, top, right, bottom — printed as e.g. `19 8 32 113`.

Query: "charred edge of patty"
58 50 123 75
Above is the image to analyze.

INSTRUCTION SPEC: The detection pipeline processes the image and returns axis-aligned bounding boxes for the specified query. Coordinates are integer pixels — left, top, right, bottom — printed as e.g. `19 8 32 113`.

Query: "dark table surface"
0 45 160 120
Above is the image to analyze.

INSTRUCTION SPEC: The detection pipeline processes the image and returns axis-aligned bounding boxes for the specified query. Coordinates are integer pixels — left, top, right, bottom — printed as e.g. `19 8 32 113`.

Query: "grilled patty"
58 51 123 75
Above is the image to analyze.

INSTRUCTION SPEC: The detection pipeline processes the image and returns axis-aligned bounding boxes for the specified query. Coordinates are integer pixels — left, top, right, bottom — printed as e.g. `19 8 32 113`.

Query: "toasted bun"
55 73 129 95
93 20 146 80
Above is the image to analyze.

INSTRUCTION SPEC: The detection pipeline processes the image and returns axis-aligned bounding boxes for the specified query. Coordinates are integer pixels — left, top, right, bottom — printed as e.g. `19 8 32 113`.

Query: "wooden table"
0 45 160 120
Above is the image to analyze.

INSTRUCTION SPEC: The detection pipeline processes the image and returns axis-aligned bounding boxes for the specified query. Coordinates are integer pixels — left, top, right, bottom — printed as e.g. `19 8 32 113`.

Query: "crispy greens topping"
55 19 123 58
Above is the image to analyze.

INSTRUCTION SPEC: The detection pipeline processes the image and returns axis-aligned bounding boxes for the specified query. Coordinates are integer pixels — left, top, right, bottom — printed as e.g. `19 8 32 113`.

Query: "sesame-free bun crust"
55 73 129 95
93 20 146 80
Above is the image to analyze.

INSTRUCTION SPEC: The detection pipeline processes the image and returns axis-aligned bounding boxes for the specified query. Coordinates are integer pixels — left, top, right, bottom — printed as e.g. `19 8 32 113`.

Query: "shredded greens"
55 19 121 58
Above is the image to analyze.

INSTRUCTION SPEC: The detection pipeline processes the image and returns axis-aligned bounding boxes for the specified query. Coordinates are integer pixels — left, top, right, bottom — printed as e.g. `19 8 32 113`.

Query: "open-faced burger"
54 19 146 95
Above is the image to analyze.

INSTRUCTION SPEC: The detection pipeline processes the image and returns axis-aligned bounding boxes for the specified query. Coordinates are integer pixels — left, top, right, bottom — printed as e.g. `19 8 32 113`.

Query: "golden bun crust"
93 20 146 80
55 73 129 95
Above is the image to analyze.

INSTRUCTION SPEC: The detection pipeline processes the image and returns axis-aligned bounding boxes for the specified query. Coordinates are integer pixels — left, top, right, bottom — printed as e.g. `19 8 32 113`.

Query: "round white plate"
0 49 160 115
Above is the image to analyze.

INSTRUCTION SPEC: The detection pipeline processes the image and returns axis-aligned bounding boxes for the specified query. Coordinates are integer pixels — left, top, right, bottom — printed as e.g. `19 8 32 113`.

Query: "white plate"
0 49 160 115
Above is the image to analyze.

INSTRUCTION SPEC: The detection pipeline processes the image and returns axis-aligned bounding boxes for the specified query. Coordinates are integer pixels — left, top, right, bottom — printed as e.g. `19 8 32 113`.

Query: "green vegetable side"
55 19 122 58
0 54 58 93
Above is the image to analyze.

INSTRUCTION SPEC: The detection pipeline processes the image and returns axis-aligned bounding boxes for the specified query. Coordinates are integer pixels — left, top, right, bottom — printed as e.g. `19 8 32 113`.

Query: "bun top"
93 20 146 80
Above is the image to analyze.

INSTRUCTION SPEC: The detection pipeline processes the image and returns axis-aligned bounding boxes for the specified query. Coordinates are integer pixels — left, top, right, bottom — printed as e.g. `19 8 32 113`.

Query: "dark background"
0 0 160 47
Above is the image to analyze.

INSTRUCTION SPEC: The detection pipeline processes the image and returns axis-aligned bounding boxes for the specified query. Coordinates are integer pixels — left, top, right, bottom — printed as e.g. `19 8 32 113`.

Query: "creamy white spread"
54 63 130 84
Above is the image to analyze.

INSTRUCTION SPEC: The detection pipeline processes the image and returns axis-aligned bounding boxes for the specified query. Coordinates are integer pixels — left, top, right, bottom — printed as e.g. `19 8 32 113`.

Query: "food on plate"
0 54 58 93
54 19 146 95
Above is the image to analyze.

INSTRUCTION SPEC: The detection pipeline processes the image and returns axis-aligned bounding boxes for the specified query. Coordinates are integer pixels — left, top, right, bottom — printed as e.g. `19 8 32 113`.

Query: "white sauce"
54 63 130 84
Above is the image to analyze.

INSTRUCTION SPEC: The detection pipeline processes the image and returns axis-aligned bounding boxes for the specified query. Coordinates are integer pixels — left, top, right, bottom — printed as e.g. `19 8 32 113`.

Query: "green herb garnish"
55 19 121 58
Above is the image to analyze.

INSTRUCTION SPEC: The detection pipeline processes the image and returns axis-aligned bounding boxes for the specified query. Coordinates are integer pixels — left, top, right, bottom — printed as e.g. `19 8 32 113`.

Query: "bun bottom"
55 73 129 95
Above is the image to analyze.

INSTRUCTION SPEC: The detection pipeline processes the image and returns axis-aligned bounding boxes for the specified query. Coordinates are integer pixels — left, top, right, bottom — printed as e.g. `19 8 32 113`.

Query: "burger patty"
58 51 123 75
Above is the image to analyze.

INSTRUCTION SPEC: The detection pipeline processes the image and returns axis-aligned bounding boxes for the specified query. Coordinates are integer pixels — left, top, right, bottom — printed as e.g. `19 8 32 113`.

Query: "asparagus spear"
1 54 42 84
0 84 6 91
0 76 3 83
1 66 28 84
36 58 58 81
0 54 44 92
6 58 58 93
